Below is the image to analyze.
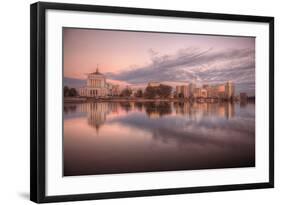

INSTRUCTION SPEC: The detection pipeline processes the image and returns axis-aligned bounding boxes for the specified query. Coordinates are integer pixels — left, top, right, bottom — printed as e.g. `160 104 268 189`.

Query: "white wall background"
0 0 279 204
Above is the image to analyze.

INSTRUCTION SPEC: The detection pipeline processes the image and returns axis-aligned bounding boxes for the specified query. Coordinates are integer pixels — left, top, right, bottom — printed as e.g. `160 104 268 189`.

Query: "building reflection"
65 101 243 131
173 102 235 119
240 100 247 108
79 103 110 131
224 102 235 119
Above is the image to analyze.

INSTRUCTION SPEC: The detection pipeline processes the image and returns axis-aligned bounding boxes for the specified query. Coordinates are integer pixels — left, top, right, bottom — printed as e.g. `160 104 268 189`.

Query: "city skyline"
74 66 239 101
64 28 255 95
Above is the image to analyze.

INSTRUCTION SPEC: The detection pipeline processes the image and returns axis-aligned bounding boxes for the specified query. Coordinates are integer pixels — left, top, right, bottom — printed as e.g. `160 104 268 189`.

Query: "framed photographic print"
30 2 274 203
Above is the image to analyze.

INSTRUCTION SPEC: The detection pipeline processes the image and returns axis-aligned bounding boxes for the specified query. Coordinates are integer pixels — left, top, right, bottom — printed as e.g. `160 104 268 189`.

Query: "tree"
64 86 78 97
178 93 184 98
144 84 172 99
64 86 70 97
158 84 172 98
120 88 132 97
135 89 143 98
144 86 158 98
69 88 78 96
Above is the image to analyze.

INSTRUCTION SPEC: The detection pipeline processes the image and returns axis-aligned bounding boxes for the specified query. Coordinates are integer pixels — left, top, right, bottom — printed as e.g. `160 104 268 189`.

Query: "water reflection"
64 101 255 176
173 102 235 119
68 101 237 130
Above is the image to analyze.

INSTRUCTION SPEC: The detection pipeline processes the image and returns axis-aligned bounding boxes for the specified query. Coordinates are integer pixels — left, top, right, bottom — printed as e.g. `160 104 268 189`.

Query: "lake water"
64 101 255 176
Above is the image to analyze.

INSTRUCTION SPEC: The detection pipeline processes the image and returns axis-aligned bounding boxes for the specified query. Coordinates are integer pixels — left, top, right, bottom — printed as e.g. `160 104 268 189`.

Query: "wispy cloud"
107 47 255 95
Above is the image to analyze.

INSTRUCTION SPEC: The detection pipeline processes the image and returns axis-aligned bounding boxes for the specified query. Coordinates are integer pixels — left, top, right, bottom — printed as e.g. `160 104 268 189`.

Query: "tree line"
120 84 172 98
64 86 78 97
64 84 173 99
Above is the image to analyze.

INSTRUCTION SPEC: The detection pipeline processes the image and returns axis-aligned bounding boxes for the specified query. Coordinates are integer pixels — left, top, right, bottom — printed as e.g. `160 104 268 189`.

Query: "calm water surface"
64 101 255 176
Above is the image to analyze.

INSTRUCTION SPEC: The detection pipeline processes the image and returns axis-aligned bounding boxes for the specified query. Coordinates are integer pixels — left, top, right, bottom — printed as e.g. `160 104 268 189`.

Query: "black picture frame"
30 1 274 203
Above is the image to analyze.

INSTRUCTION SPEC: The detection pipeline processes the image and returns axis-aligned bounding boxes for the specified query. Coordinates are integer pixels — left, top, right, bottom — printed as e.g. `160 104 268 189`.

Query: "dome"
90 66 104 76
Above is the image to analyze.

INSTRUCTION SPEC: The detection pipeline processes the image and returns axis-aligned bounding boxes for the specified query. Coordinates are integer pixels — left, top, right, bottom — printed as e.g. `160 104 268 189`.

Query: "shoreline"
64 97 183 103
64 97 254 103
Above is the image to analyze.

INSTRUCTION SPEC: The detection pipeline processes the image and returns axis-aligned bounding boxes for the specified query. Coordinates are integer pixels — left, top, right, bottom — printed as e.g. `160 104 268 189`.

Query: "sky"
63 28 255 95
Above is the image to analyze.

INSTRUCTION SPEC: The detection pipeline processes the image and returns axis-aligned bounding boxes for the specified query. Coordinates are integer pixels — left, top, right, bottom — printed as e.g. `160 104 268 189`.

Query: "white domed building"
79 66 111 97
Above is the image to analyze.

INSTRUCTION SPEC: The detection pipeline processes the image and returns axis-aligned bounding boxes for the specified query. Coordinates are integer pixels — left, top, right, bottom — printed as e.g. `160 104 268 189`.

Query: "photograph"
63 28 256 176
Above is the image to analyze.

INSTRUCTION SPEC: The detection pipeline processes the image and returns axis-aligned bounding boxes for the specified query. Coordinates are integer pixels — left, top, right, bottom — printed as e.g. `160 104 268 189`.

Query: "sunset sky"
63 28 255 95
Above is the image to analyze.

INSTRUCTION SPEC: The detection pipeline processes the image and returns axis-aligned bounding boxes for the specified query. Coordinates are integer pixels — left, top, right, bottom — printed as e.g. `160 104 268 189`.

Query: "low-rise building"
175 85 181 97
240 92 248 101
148 81 160 87
175 84 190 98
181 85 190 98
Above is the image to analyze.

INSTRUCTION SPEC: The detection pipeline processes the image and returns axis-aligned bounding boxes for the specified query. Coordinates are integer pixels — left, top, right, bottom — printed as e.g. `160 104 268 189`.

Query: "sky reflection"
64 101 255 176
